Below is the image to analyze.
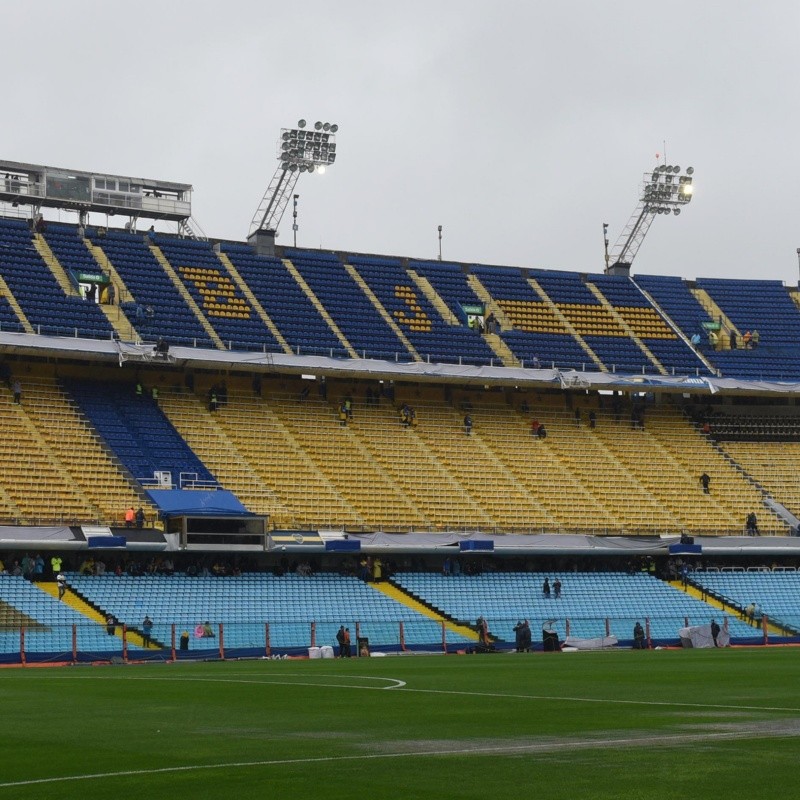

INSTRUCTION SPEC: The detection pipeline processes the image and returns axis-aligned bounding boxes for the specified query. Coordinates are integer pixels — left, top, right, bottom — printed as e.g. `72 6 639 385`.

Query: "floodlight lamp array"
278 120 339 173
642 164 694 215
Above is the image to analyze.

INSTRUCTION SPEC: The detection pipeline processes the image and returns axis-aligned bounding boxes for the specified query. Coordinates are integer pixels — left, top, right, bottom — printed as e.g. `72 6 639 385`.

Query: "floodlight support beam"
607 203 656 272
249 167 300 237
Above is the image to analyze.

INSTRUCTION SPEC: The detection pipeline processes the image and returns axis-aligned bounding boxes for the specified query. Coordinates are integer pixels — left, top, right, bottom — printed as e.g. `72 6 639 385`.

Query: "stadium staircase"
147 244 225 350
215 251 292 354
632 282 719 375
343 262 421 361
668 577 788 636
372 580 479 642
406 269 461 326
281 258 358 358
644 408 785 533
459 275 521 366
535 402 672 531
527 277 607 371
588 407 747 533
584 281 667 374
718 440 800 522
464 274 514 330
208 384 365 529
0 274 34 333
689 287 738 348
465 398 620 530
36 580 157 649
82 238 140 342
31 233 79 297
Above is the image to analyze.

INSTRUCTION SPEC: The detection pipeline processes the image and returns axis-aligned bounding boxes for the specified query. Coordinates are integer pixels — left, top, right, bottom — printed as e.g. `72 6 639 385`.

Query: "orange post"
218 623 224 659
265 622 271 658
122 624 128 663
20 626 26 666
171 624 176 662
399 621 406 652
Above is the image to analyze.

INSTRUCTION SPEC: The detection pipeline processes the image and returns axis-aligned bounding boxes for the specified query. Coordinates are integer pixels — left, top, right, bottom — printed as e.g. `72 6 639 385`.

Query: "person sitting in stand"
743 330 752 348
751 329 760 348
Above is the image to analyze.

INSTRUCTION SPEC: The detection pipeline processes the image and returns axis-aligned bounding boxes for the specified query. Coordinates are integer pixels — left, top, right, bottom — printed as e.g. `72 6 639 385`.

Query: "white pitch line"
39 673 406 690
0 727 793 790
36 673 798 713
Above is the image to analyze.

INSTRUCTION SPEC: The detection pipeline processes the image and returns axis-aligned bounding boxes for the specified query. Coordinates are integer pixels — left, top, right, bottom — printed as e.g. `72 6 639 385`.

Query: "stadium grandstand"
1 156 800 664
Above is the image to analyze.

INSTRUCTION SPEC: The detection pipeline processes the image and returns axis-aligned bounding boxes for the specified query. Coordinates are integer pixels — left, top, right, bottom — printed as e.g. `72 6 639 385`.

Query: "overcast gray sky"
5 1 799 283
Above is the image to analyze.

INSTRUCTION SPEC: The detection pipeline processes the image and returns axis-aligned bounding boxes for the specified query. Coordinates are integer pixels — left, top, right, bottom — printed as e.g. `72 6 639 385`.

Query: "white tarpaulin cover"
563 635 619 650
679 624 730 648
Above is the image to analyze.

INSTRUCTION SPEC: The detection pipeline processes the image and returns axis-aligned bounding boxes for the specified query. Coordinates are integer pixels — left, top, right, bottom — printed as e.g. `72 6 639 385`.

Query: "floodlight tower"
247 118 338 255
606 163 695 274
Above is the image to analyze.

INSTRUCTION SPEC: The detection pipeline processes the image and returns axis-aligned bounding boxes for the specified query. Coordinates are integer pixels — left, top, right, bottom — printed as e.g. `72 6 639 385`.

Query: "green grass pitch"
1 648 798 799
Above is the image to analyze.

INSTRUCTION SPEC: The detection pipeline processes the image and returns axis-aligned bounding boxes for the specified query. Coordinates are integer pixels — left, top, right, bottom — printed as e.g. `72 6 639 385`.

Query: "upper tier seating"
285 250 411 360
0 219 113 338
471 265 591 369
533 270 658 373
0 216 797 381
409 260 483 325
87 228 214 347
156 236 279 351
589 273 709 375
220 242 347 357
347 255 496 365
696 278 800 380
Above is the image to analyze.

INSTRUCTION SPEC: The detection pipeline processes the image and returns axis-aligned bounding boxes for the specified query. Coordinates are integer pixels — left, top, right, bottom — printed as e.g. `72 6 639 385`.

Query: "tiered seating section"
0 216 798 379
151 377 784 534
0 366 790 533
393 571 757 641
693 568 800 630
66 572 469 652
0 575 140 656
64 377 216 489
0 219 112 338
2 569 773 662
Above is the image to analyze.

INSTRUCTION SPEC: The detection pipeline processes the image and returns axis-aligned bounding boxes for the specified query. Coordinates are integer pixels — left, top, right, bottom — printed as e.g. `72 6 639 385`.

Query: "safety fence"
0 614 783 665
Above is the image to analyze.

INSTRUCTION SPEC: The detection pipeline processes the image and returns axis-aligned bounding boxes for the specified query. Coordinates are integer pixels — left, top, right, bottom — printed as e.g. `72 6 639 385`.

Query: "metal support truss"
248 167 300 237
608 202 657 270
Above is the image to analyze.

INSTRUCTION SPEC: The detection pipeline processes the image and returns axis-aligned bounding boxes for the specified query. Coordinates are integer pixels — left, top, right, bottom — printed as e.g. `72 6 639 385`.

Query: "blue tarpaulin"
145 489 250 516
